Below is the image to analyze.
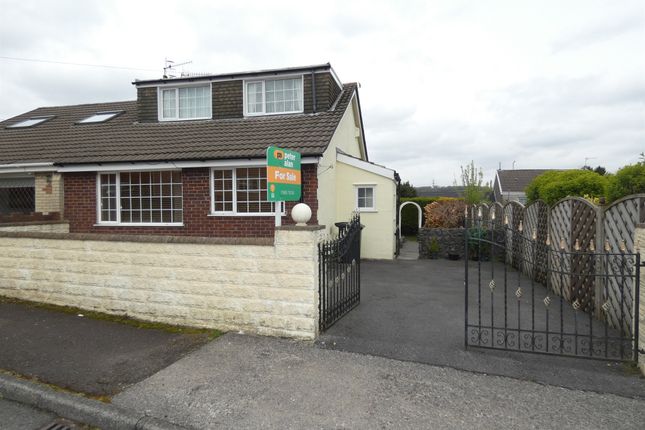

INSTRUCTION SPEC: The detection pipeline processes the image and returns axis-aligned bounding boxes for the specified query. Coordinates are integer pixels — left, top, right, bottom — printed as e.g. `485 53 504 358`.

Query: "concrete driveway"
317 259 645 398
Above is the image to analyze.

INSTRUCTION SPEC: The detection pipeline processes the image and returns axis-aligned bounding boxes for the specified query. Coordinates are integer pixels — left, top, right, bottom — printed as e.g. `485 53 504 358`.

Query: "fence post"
594 204 605 319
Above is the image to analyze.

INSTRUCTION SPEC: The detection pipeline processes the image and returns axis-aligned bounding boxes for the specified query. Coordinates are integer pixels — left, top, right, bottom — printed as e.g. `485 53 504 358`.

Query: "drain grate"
39 419 78 430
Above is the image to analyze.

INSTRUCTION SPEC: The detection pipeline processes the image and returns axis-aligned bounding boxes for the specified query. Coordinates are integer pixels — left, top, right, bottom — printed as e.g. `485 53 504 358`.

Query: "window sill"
357 209 377 213
94 223 184 227
244 110 304 118
158 116 212 122
208 213 286 217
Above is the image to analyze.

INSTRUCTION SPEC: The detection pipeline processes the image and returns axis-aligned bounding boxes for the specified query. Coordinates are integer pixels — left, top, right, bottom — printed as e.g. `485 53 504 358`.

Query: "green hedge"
525 170 608 206
400 197 461 235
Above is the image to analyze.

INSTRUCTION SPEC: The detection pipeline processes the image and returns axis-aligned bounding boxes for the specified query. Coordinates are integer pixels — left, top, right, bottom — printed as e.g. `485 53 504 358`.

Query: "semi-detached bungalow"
0 63 398 259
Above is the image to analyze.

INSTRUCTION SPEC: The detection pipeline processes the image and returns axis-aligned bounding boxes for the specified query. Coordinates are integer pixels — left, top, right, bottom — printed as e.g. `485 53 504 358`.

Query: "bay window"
244 76 303 116
159 85 211 121
211 167 284 215
97 171 183 225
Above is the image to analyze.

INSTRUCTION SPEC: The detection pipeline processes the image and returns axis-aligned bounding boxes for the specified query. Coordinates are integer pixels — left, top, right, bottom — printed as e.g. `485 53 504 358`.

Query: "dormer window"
158 84 211 121
6 115 54 128
244 76 303 116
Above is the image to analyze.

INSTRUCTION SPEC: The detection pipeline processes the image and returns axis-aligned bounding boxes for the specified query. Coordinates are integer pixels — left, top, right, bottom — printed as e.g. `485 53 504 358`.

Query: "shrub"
424 199 466 228
605 163 645 202
525 170 608 205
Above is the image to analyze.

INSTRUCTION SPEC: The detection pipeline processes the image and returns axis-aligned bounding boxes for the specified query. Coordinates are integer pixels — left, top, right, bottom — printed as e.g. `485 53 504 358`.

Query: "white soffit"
336 153 395 180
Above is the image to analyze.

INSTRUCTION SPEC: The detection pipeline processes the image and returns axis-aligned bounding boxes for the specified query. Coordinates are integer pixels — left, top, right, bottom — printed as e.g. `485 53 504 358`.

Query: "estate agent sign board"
266 146 301 202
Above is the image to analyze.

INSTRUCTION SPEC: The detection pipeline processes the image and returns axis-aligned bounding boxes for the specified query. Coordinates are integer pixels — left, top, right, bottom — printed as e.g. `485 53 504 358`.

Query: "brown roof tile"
496 169 557 192
0 83 357 165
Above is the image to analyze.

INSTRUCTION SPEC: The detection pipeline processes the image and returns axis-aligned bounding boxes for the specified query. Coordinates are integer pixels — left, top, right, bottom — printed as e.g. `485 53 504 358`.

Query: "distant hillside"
416 186 465 198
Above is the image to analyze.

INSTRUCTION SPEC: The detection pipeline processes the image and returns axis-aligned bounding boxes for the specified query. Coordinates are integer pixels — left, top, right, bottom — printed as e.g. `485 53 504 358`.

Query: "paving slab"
317 259 645 398
0 302 211 396
113 333 645 430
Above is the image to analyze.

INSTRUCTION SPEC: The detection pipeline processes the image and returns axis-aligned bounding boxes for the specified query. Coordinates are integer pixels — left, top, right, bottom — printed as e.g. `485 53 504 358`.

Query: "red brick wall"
63 165 318 237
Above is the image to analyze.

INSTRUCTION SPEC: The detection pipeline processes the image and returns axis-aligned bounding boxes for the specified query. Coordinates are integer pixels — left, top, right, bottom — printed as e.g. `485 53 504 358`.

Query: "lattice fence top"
603 194 645 254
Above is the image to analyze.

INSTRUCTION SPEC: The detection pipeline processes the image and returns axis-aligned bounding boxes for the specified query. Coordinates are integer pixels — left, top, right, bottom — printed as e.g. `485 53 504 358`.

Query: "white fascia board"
57 157 320 172
135 69 335 89
495 170 503 194
337 153 395 180
0 162 55 174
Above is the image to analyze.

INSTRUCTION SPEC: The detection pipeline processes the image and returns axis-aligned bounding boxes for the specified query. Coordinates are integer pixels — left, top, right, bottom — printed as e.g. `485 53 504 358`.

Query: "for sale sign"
266 146 301 202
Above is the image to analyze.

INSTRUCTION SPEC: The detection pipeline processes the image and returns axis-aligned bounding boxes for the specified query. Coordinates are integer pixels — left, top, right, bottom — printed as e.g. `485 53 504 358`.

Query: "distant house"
493 169 554 204
0 63 398 259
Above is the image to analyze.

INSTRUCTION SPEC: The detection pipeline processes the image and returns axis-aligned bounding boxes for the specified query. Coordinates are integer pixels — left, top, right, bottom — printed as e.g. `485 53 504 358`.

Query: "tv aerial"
163 59 192 78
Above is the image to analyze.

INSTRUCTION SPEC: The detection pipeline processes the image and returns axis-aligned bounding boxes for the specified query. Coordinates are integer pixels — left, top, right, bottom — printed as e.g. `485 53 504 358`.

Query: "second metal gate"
465 218 640 362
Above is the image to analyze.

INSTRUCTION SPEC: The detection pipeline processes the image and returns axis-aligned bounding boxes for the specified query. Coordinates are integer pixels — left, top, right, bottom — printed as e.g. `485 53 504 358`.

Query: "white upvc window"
244 76 303 116
355 185 376 212
210 167 285 216
97 170 183 226
158 84 212 121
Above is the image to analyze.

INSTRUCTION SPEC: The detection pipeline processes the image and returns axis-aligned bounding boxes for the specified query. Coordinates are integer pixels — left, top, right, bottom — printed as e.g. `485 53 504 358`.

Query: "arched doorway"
398 201 422 242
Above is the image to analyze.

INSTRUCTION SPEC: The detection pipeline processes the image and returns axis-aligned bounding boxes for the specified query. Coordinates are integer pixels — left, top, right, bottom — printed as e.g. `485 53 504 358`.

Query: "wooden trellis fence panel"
570 198 598 314
602 195 645 334
549 199 572 299
522 201 549 282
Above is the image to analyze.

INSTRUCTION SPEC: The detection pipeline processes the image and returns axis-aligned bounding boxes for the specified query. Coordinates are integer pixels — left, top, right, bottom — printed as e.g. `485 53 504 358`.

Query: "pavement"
112 333 645 429
0 301 212 396
397 238 419 260
318 259 645 399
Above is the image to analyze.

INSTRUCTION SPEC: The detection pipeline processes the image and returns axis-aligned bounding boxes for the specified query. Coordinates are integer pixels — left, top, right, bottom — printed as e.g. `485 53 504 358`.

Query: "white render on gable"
317 93 397 259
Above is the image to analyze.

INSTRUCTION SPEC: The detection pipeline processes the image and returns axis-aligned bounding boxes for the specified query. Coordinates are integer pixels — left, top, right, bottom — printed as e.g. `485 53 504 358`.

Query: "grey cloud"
552 12 644 53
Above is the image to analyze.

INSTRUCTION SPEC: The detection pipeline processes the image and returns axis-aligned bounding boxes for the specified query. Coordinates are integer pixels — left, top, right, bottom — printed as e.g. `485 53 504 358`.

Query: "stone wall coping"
275 225 325 231
0 220 70 227
0 231 273 246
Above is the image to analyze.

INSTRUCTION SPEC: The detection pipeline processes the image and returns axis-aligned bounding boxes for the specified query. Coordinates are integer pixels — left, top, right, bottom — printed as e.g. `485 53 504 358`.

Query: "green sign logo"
266 146 301 202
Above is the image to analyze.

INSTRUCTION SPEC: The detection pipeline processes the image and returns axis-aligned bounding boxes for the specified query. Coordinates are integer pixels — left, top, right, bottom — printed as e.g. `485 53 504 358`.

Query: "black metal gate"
465 218 641 362
319 213 362 331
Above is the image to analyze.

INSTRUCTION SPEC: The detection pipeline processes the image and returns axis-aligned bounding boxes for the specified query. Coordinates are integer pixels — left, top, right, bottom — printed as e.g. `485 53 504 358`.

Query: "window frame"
355 184 377 212
157 83 212 122
6 115 55 128
209 167 285 217
243 75 304 117
95 170 184 226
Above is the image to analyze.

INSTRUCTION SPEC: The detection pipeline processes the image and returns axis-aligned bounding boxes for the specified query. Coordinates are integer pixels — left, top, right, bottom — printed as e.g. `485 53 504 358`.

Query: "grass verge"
0 295 222 340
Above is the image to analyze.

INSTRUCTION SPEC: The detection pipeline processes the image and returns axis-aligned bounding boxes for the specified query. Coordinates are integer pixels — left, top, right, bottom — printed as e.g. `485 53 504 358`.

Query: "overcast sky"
1 0 643 186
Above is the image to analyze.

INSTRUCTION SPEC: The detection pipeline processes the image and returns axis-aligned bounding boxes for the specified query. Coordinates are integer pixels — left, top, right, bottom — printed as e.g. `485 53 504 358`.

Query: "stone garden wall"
0 226 322 339
418 227 465 259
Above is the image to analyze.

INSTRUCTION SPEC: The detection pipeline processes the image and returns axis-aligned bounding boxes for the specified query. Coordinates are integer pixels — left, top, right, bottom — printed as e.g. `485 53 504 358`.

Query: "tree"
460 161 486 204
582 165 607 176
397 180 417 198
606 163 645 202
525 170 607 205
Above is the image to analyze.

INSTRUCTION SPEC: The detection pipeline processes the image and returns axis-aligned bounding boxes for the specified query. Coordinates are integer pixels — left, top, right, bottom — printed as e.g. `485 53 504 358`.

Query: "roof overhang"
0 162 55 174
56 157 321 172
133 63 342 89
336 152 396 181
